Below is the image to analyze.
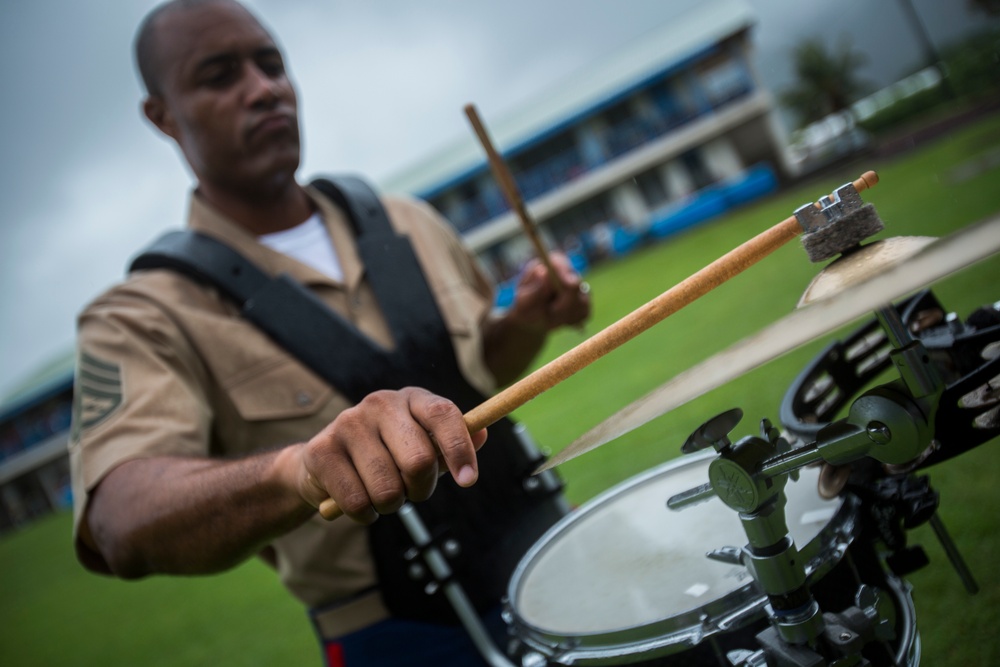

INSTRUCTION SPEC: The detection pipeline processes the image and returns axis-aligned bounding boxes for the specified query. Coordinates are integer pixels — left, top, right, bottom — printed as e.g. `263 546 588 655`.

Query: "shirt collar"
185 186 364 289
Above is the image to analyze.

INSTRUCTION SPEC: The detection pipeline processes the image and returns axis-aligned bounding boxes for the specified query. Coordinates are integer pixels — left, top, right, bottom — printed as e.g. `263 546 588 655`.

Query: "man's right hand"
81 387 482 576
295 387 487 523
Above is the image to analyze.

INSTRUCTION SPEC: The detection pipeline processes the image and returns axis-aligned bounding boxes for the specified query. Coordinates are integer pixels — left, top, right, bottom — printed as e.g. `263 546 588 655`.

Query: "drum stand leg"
397 504 517 667
928 512 979 595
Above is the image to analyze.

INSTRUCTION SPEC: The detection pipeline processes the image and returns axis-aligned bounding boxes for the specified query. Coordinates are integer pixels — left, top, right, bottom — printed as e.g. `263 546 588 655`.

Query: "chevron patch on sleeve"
74 351 124 433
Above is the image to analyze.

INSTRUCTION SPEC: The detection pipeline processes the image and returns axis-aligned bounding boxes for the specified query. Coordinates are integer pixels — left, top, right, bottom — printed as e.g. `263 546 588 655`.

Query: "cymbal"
798 236 936 307
537 215 1000 473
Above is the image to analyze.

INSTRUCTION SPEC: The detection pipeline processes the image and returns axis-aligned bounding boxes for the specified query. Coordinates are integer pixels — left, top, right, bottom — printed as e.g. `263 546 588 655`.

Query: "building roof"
381 0 756 198
0 349 75 424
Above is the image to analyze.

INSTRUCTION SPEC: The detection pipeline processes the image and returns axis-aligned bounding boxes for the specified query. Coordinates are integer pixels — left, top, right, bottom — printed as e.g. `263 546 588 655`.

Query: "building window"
635 170 670 209
681 149 715 190
510 133 585 202
647 78 692 129
601 101 660 159
699 56 752 108
432 180 492 233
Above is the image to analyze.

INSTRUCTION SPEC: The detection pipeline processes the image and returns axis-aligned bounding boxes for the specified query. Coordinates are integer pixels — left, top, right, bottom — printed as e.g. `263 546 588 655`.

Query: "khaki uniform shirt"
70 186 496 631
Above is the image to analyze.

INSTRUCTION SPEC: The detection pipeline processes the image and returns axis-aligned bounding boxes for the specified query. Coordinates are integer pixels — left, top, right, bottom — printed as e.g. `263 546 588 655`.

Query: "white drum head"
508 451 851 660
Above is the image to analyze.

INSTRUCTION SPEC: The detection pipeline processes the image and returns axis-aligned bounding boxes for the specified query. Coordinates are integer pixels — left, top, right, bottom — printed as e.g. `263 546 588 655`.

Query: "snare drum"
504 451 919 666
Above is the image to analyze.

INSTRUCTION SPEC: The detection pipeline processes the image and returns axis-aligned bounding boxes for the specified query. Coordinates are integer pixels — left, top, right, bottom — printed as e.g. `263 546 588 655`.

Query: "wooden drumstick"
463 171 878 430
318 171 879 520
464 103 565 294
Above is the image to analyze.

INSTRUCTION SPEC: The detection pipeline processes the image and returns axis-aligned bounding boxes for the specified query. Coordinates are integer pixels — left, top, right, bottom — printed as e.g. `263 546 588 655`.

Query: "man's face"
147 2 301 194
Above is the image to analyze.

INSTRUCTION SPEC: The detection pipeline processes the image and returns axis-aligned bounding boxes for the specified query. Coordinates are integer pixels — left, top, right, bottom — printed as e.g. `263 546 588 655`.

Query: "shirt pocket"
227 357 334 421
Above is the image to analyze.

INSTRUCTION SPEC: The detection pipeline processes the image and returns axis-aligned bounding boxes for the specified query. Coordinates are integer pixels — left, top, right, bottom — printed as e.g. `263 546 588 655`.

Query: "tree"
780 36 869 128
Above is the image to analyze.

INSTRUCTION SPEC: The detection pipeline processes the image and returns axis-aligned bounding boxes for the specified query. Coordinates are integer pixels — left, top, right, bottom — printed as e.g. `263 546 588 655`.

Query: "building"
0 352 74 533
383 0 791 284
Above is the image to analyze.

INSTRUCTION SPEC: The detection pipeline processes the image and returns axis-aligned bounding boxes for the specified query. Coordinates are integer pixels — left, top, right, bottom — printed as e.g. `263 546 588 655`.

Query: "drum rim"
506 451 862 664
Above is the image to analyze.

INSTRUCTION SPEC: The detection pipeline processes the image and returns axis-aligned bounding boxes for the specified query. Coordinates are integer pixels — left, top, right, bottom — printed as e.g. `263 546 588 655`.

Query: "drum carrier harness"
129 175 566 624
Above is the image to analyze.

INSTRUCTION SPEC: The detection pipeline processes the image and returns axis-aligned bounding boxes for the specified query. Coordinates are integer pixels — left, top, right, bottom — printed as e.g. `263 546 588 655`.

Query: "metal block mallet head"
795 172 883 263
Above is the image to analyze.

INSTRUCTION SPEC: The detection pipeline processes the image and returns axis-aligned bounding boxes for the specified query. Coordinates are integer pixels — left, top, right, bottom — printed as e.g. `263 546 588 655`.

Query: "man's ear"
143 95 178 140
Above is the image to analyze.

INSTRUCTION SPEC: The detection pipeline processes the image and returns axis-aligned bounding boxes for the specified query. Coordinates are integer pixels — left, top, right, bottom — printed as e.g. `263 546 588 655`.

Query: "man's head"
136 0 301 198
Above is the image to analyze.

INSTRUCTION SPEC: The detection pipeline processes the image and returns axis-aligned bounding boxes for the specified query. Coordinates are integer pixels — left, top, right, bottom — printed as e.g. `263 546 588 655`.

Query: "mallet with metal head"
795 174 937 306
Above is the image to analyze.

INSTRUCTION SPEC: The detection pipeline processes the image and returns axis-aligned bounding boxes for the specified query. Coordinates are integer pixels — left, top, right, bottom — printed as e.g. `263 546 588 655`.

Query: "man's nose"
244 66 280 107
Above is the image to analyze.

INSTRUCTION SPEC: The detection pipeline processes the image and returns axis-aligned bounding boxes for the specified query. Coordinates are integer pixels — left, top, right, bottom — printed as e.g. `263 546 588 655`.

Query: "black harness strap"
133 233 394 401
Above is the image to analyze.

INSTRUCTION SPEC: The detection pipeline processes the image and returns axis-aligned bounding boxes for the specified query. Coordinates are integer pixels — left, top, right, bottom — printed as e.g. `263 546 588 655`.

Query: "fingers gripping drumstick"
318 172 879 520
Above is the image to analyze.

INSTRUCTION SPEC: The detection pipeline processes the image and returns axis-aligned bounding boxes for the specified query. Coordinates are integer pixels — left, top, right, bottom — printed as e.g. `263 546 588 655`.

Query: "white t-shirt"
259 213 344 282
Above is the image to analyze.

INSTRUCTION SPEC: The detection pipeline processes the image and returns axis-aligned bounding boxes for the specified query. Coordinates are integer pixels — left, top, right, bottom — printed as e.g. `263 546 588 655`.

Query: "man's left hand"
506 252 591 332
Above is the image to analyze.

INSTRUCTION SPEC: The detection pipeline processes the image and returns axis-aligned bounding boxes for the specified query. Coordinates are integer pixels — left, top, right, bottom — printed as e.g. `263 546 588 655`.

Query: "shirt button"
296 391 312 407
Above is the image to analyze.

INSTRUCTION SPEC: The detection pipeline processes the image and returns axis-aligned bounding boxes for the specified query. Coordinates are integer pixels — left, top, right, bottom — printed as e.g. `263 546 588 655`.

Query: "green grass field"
2 113 999 666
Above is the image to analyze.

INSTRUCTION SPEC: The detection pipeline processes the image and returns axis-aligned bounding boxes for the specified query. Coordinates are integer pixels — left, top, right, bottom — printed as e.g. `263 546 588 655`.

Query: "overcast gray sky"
0 0 994 400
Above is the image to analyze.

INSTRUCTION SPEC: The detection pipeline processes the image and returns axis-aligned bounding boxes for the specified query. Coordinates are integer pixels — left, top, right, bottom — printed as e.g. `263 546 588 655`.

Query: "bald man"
70 1 590 665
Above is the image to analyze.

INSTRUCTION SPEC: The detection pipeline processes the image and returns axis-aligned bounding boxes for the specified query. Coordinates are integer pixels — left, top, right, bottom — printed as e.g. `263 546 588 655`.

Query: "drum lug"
519 651 547 667
726 648 769 667
853 584 897 644
707 545 744 566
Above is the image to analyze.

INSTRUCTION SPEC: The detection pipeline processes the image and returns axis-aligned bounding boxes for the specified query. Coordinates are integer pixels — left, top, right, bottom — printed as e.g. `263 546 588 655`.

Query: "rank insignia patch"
74 352 124 433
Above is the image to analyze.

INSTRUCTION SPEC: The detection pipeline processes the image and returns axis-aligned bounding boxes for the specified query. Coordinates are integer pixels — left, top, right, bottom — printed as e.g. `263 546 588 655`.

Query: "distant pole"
895 0 957 99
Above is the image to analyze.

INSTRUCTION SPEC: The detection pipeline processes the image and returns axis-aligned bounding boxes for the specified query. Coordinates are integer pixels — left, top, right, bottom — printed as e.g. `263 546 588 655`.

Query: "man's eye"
202 63 238 87
258 57 285 77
